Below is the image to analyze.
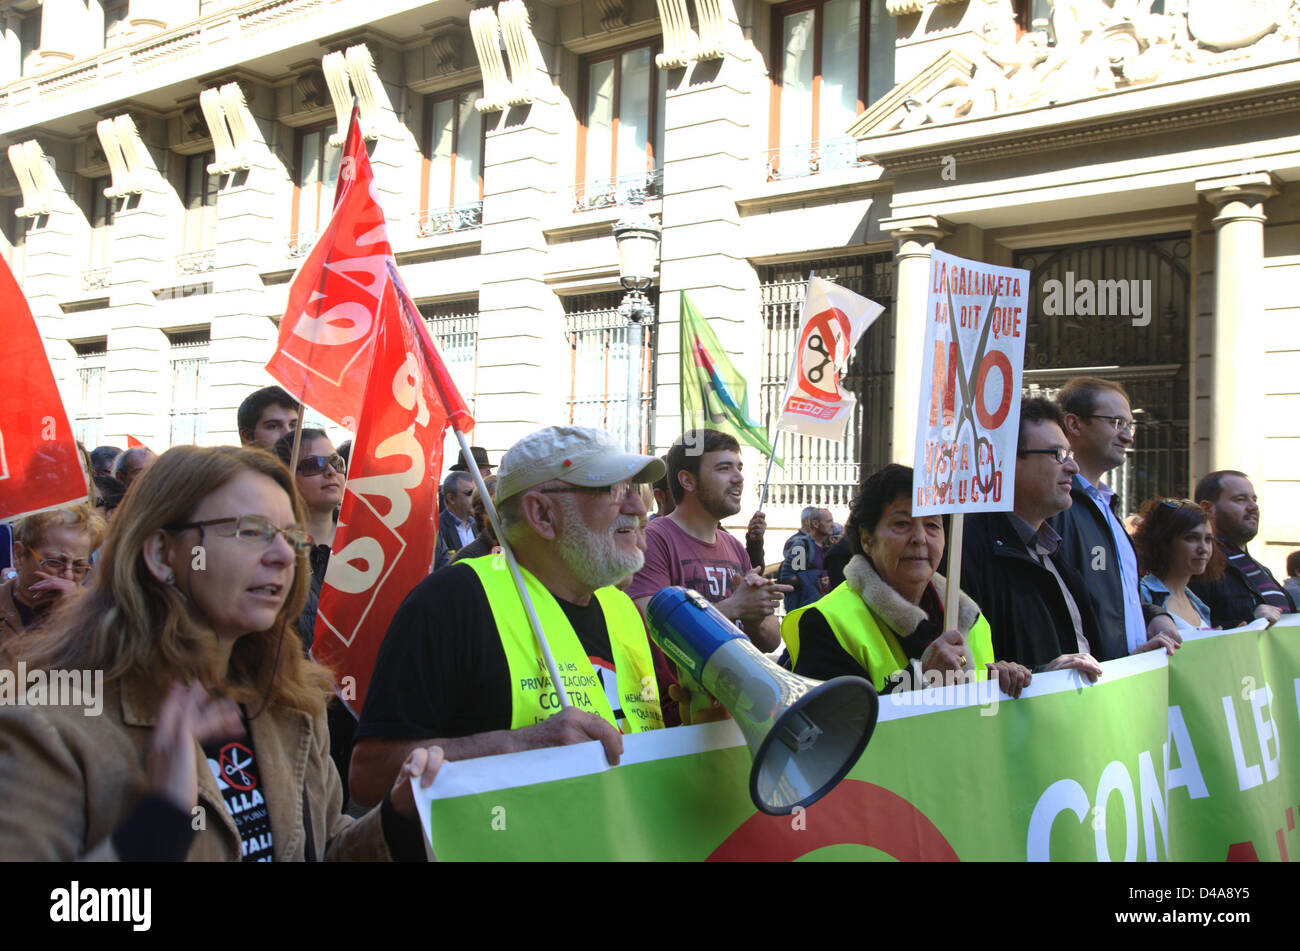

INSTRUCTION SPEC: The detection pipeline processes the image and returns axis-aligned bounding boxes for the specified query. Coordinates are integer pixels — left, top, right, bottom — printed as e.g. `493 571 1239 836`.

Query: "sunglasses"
1159 498 1198 509
297 454 347 477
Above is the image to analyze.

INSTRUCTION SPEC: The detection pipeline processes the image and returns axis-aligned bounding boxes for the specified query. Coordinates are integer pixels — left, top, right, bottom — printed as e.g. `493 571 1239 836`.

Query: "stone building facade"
1 0 1296 574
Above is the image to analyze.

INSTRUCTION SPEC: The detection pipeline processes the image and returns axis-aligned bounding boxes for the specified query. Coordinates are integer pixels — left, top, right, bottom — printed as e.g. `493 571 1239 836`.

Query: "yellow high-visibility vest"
465 556 663 732
782 582 994 692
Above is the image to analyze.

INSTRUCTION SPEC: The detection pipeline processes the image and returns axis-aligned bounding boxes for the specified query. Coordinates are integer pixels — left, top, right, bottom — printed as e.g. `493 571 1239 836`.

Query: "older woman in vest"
0 446 440 860
782 464 1032 697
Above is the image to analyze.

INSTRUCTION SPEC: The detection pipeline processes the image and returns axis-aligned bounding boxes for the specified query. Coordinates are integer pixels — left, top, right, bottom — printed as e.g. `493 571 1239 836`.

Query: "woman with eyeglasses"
1 504 104 642
0 446 440 860
1133 498 1222 631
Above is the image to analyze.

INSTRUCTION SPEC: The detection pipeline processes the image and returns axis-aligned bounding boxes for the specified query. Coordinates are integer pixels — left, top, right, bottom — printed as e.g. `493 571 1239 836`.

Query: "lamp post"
612 204 661 452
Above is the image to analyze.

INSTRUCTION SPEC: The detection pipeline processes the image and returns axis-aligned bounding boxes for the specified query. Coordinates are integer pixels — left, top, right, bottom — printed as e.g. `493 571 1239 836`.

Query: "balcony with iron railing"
286 232 316 258
763 137 871 182
417 201 483 238
573 168 662 213
81 267 111 291
176 249 215 274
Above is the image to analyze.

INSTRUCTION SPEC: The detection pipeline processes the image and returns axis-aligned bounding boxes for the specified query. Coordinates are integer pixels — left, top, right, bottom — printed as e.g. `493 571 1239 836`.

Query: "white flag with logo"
775 276 885 441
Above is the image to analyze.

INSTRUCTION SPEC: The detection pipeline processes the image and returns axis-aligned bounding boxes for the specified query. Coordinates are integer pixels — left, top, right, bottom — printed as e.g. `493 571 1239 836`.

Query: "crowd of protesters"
0 378 1296 862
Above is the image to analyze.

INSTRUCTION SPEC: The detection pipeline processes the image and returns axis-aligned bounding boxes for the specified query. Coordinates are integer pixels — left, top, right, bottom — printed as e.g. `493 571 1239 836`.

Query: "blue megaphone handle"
645 586 747 681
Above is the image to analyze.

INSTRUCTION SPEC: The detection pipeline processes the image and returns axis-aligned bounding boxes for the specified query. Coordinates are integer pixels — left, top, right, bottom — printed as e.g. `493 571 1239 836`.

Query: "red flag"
126 434 145 449
264 114 389 428
0 254 88 522
295 109 474 712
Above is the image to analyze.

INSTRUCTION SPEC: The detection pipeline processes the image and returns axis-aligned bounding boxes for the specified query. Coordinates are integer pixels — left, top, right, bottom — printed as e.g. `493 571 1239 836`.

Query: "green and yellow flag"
679 292 779 461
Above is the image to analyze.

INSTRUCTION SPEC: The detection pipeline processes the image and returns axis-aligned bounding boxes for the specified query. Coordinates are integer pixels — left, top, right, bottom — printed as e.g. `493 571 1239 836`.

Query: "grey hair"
442 470 472 494
801 506 819 526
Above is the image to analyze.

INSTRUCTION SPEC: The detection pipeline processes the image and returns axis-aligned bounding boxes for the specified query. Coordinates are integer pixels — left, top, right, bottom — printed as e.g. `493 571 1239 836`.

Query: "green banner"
420 618 1300 861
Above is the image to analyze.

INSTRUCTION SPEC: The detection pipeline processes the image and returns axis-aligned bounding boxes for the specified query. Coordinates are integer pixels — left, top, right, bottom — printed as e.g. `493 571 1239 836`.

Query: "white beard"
552 494 644 590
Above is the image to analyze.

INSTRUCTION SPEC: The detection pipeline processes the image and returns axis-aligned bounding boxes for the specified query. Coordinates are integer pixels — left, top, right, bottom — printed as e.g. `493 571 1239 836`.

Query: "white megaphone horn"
646 586 878 815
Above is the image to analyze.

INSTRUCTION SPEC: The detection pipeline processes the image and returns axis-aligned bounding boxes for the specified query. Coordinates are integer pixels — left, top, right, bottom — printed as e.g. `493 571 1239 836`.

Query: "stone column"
206 85 285 446
655 0 764 459
1194 173 1277 478
103 120 172 447
880 214 951 465
38 0 91 65
473 3 568 457
0 12 22 82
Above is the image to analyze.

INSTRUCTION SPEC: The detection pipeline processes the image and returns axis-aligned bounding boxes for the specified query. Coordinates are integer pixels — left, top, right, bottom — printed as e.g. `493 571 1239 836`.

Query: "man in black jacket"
960 399 1138 678
1190 470 1295 627
1050 377 1179 659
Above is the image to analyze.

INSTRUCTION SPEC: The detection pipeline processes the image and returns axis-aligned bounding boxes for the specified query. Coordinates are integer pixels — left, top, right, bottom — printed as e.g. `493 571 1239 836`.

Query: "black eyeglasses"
537 481 635 504
168 515 313 552
1088 414 1139 436
1160 498 1198 509
297 454 346 477
1018 447 1074 464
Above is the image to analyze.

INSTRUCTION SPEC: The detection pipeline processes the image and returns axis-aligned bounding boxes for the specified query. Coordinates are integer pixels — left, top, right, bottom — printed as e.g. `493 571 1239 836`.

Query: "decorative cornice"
885 0 964 15
865 89 1300 175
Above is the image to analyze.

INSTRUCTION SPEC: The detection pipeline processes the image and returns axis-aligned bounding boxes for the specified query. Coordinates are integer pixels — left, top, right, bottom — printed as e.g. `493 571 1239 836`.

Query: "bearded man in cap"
350 426 666 807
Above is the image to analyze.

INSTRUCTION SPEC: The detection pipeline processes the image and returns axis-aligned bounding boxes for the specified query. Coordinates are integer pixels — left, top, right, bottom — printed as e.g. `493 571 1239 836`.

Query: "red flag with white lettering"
0 254 89 522
286 109 474 713
264 113 390 429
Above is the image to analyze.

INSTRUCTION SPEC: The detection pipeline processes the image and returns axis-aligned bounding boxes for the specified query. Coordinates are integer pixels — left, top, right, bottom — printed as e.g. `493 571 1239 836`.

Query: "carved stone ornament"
863 0 1300 135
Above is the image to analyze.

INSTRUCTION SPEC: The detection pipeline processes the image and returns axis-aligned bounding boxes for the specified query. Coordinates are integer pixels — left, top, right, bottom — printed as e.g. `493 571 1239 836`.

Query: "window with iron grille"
759 253 894 509
1014 233 1191 514
73 339 108 449
168 329 210 447
563 291 658 453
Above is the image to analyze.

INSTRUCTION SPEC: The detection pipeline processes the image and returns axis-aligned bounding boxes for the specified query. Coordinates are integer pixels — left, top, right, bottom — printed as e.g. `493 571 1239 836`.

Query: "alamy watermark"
1042 271 1152 327
0 663 103 716
885 664 1000 717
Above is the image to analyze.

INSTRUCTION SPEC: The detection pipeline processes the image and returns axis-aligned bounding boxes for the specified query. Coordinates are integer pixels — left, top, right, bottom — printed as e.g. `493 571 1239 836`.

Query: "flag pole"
453 427 571 710
757 270 814 514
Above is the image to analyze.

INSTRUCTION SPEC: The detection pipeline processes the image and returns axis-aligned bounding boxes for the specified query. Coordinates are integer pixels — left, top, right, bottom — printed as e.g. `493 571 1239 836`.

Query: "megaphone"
647 586 878 815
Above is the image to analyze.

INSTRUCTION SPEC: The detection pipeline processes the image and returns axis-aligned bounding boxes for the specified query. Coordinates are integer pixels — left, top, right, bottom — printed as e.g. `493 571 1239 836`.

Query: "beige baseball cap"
495 426 665 503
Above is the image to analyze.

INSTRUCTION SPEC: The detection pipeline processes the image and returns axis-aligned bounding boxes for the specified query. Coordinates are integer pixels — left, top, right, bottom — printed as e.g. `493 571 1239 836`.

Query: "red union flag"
0 254 88 521
291 109 474 713
265 116 391 428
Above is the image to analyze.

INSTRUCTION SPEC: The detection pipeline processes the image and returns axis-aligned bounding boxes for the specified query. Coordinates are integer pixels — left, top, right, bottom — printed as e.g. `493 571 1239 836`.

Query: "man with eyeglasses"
955 398 1106 680
2 505 105 641
349 426 667 807
433 471 478 571
1051 377 1182 659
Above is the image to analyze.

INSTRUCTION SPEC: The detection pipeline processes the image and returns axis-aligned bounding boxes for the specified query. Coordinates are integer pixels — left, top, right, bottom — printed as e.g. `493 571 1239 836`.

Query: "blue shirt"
1077 474 1146 653
1140 573 1212 631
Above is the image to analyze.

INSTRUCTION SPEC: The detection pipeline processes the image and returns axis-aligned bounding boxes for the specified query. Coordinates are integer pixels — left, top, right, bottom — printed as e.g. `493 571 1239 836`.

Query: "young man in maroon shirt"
625 429 791 653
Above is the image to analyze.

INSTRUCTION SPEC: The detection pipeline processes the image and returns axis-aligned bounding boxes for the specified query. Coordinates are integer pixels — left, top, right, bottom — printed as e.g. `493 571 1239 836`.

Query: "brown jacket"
0 577 23 643
0 673 394 861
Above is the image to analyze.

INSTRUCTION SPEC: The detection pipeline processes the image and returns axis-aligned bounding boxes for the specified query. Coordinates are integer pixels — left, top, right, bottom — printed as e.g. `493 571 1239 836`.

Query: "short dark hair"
237 386 300 440
846 463 916 558
442 470 473 494
90 446 122 474
1133 498 1224 582
1056 377 1129 419
272 428 329 469
1194 470 1249 505
1286 550 1300 578
666 429 740 504
652 459 670 495
92 475 125 512
1017 396 1067 454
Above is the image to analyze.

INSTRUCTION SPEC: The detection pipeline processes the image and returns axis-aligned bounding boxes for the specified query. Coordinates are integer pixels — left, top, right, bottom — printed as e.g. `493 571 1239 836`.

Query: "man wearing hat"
450 446 493 475
349 426 666 806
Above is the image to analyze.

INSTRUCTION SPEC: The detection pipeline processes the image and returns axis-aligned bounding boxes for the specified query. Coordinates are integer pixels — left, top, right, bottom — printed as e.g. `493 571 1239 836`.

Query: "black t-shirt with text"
356 562 617 741
203 717 273 862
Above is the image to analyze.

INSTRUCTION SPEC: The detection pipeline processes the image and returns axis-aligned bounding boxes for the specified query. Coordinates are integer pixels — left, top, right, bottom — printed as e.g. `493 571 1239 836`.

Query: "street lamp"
612 204 661 451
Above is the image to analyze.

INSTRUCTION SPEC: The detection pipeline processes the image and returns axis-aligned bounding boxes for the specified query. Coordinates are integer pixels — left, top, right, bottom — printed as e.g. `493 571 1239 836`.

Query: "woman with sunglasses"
1133 498 1222 631
0 446 440 860
1 504 104 642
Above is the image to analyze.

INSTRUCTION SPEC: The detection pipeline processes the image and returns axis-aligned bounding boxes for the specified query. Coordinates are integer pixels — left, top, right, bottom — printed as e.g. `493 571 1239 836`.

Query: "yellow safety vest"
465 556 663 733
782 582 994 692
